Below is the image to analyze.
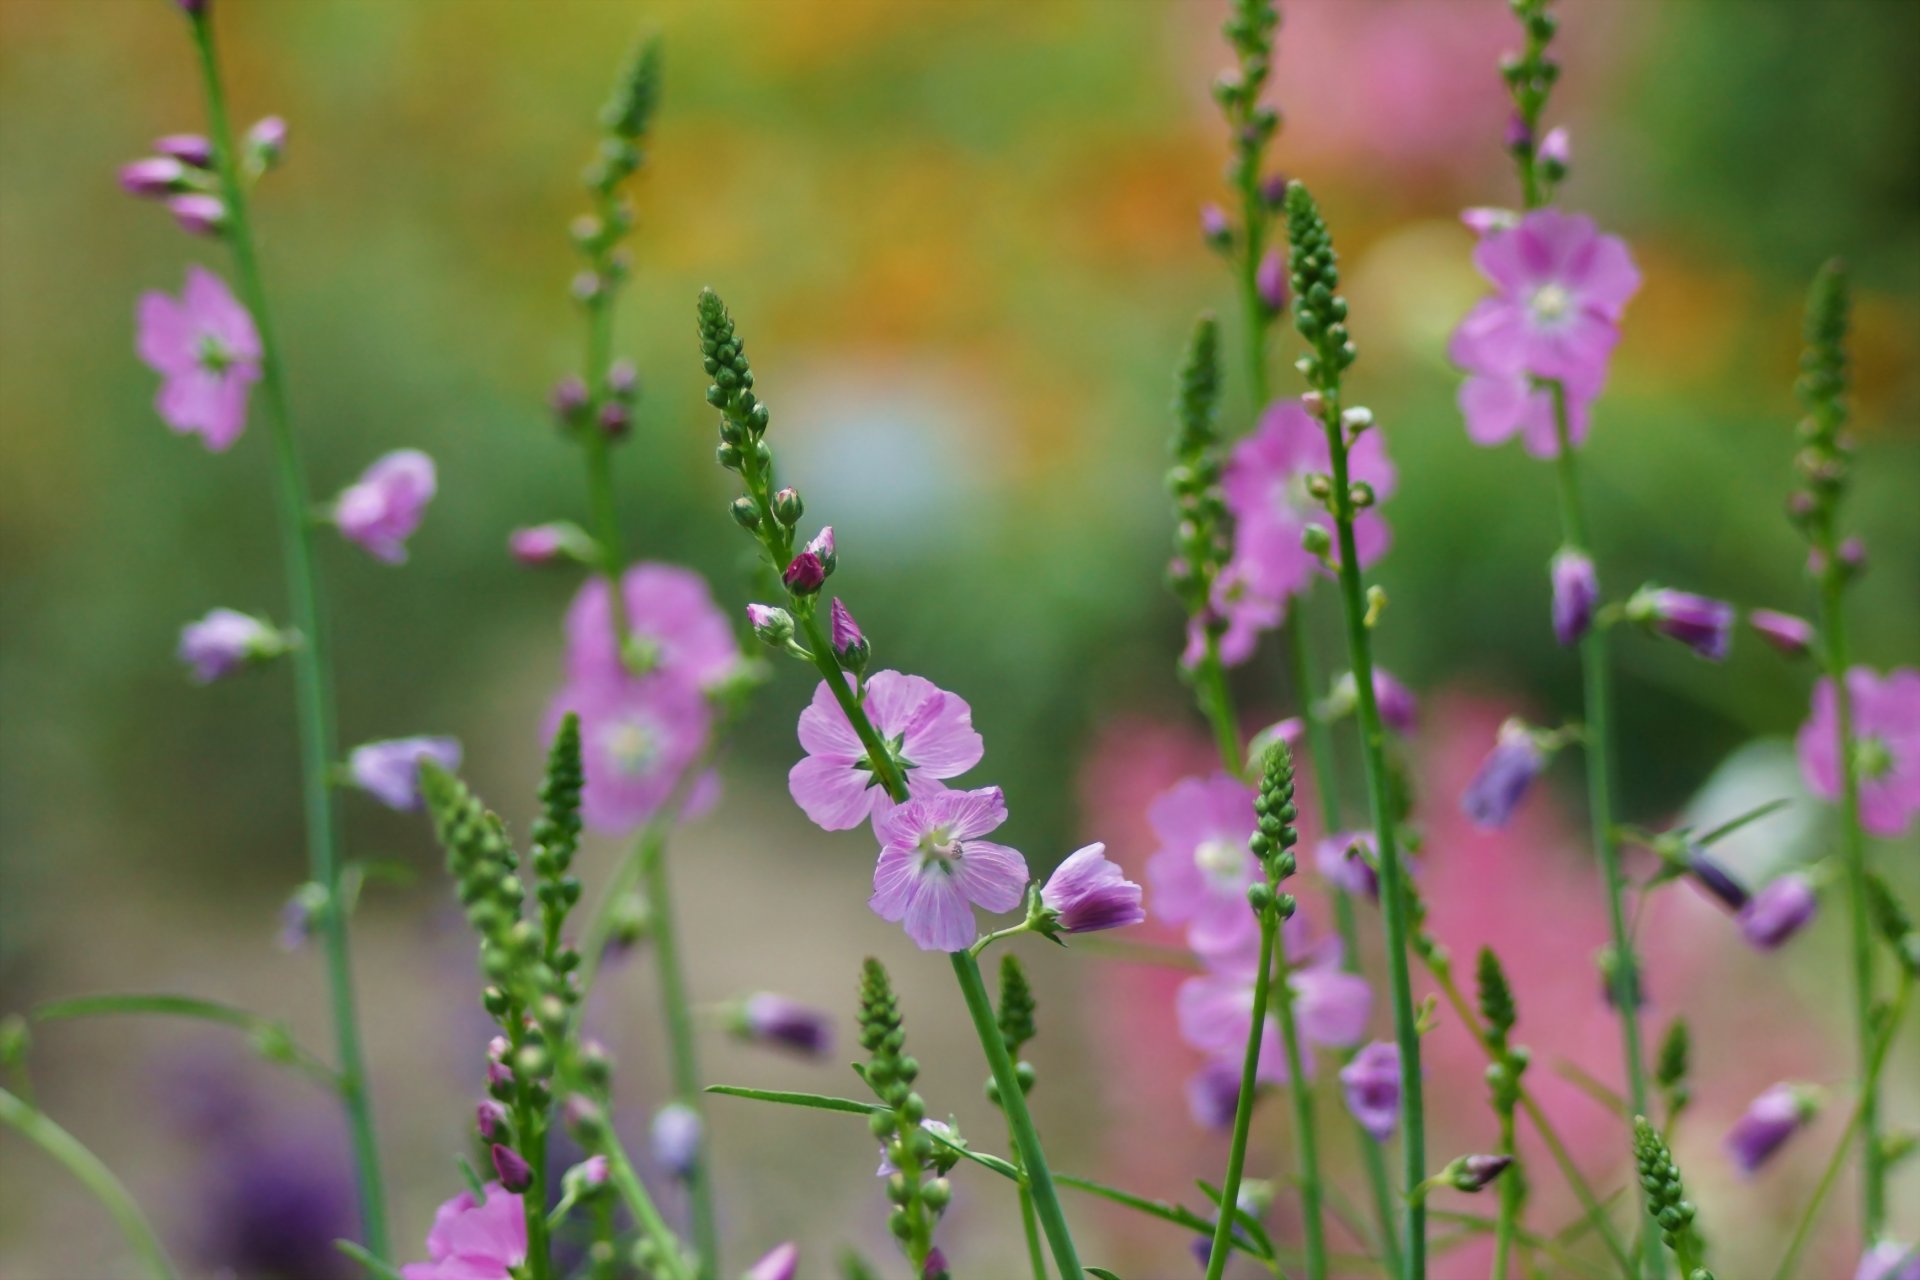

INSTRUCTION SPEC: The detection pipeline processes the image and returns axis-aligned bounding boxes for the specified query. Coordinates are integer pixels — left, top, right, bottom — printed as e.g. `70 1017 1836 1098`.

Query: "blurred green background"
2 1 1916 1276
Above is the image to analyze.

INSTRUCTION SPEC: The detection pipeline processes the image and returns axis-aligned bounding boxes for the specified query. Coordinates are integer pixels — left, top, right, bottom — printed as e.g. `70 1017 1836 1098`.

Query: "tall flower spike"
528 713 585 972
1283 181 1356 389
996 955 1037 1057
601 34 663 141
1654 1018 1692 1120
1633 1116 1715 1277
1167 313 1229 626
857 959 946 1272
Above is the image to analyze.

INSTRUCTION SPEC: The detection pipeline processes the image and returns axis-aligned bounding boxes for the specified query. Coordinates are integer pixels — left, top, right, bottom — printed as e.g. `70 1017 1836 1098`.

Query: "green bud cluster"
1247 742 1299 924
1166 314 1230 624
600 35 662 143
857 959 946 1270
1282 182 1355 392
1214 0 1281 196
985 955 1039 1109
1474 945 1528 1218
1475 946 1517 1050
421 762 529 995
1788 260 1854 562
1633 1116 1713 1276
1655 1018 1692 1121
531 714 586 981
1500 0 1563 205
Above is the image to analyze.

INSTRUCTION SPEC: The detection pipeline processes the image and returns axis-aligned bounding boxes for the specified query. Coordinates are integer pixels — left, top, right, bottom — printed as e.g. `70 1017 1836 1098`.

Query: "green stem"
1010 1138 1050 1280
1204 915 1278 1280
1491 1105 1520 1280
1548 383 1659 1280
187 13 388 1259
0 1087 177 1280
506 1009 553 1280
600 1138 697 1280
1271 919 1329 1280
580 296 630 638
647 843 720 1280
952 951 1083 1280
1195 639 1244 775
1282 615 1406 1277
1316 398 1426 1280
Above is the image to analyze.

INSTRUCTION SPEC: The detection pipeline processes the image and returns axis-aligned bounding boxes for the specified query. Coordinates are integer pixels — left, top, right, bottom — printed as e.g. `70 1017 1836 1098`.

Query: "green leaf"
335 1240 407 1280
1087 1268 1125 1280
705 1085 876 1115
31 994 337 1089
1056 1174 1274 1263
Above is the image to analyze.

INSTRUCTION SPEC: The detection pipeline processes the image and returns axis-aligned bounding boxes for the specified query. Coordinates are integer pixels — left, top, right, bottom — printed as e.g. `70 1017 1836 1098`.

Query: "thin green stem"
952 951 1083 1279
0 1087 177 1280
646 844 720 1280
1204 915 1278 1280
1195 638 1244 774
506 1010 553 1280
1491 1106 1520 1280
1548 384 1658 1280
1282 615 1406 1277
187 13 387 1258
600 1138 697 1280
1011 1140 1050 1280
797 610 908 800
1271 921 1329 1280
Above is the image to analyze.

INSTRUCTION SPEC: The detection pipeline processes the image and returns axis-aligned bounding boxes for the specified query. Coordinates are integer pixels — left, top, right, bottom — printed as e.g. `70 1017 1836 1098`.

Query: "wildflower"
1176 917 1368 1079
830 597 870 673
549 375 589 425
871 786 1030 952
1550 547 1597 646
1461 718 1547 830
1180 561 1284 671
177 608 283 682
244 115 287 170
788 670 983 831
1456 363 1600 457
475 1100 507 1141
507 522 590 567
1748 609 1815 658
565 563 741 690
1537 125 1571 170
1446 1154 1514 1192
1856 1241 1920 1280
1038 842 1145 935
135 265 261 450
1340 1041 1401 1141
400 1182 526 1280
1200 203 1231 250
1222 400 1395 603
277 883 324 951
745 603 795 650
650 1102 701 1181
1738 873 1818 950
550 674 710 835
1625 587 1735 661
746 1243 799 1280
167 193 227 236
1725 1082 1817 1175
1315 831 1378 902
735 993 834 1058
119 156 187 197
489 1143 531 1193
1798 667 1920 837
1144 774 1260 956
575 1154 609 1187
346 736 462 811
152 134 213 167
1255 248 1287 315
781 551 825 594
1326 669 1417 734
333 450 436 563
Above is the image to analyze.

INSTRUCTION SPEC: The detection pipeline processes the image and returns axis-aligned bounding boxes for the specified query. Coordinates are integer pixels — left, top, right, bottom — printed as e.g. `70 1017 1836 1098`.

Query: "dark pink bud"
597 401 631 438
120 157 185 198
167 193 226 236
1505 113 1533 153
476 1099 508 1139
830 597 863 654
1748 609 1814 658
549 375 589 425
491 1142 532 1191
1256 248 1287 314
782 551 825 594
154 134 213 168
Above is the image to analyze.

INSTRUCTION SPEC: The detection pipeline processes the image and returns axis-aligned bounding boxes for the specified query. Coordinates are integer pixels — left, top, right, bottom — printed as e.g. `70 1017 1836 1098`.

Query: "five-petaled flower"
1145 773 1261 959
789 670 983 832
136 265 262 451
871 786 1029 952
334 450 437 564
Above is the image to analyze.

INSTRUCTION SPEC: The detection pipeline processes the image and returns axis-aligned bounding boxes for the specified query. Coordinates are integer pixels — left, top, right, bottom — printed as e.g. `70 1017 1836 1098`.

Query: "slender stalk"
646 843 720 1278
1270 923 1329 1280
1548 385 1659 1280
507 1010 553 1280
186 14 387 1258
1204 915 1278 1280
1491 1103 1520 1280
0 1087 177 1280
599 1138 698 1280
1282 615 1405 1276
1012 1147 1049 1280
1195 638 1244 774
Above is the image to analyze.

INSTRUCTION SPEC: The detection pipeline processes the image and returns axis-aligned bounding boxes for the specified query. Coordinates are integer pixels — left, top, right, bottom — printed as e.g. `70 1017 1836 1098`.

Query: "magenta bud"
1626 587 1735 661
1256 248 1287 314
549 375 589 425
486 1061 514 1097
1451 1154 1513 1191
120 156 186 197
153 133 214 168
509 523 568 566
1258 173 1290 209
1504 113 1533 154
1725 1083 1817 1175
782 551 825 594
739 993 834 1058
745 1242 800 1280
166 193 227 236
244 115 288 168
490 1143 532 1192
1685 849 1749 912
1550 548 1598 646
1537 126 1571 169
1200 203 1231 249
476 1100 508 1140
597 401 631 438
1738 874 1817 950
1748 609 1815 658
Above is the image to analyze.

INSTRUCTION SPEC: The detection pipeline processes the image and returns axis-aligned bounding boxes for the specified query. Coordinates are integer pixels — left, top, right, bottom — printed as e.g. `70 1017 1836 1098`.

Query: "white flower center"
1529 283 1573 325
916 825 960 874
1854 736 1893 783
1194 837 1245 888
196 331 234 374
601 719 660 778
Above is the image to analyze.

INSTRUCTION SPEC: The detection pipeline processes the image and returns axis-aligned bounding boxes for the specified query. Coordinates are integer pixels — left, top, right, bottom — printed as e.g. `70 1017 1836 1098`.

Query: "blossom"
565 563 741 691
1315 831 1378 903
1176 916 1368 1082
135 265 261 451
1738 873 1818 950
1537 126 1571 169
1798 667 1920 837
120 156 186 197
830 597 869 671
1255 248 1287 314
746 1243 799 1280
871 786 1029 952
1626 587 1735 661
1684 849 1749 912
1181 561 1284 671
650 1102 702 1180
1455 364 1600 458
1328 669 1416 734
1748 609 1814 658
782 551 825 593
1725 1082 1816 1175
177 608 280 683
549 674 711 834
1461 719 1546 830
333 450 436 563
1857 1242 1920 1280
1144 774 1259 957
789 670 983 831
153 134 213 167
245 115 288 168
1222 400 1395 603
1550 548 1597 646
1339 1041 1401 1141
1039 842 1145 934
737 993 834 1058
346 736 462 811
400 1183 526 1280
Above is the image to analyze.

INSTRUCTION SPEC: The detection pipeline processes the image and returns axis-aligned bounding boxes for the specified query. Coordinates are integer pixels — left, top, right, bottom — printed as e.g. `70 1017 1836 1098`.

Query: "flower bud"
650 1102 702 1181
490 1142 532 1192
1200 203 1232 251
550 376 589 426
119 156 187 198
153 134 213 168
782 551 825 595
508 521 592 567
771 486 804 526
1738 873 1817 950
745 603 795 649
167 193 227 237
244 116 287 172
597 401 631 438
1748 609 1815 658
1550 548 1598 646
606 359 639 401
1255 248 1287 315
1447 1153 1513 1192
829 597 869 674
476 1099 509 1140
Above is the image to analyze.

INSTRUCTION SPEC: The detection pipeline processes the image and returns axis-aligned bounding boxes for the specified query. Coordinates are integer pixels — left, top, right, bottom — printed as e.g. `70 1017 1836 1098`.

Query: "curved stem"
1204 915 1278 1280
1548 384 1659 1280
0 1087 178 1280
646 844 719 1279
186 13 388 1258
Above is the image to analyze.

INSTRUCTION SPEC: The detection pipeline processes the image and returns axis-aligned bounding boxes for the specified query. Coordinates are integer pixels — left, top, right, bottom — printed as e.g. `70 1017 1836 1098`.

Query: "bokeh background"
2 0 1917 1276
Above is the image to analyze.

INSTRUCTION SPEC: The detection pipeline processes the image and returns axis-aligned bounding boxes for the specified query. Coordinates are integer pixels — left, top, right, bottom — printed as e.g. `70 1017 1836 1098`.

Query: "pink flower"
1039 842 1145 934
1725 1082 1817 1176
1749 609 1815 658
1456 365 1599 458
1144 774 1259 957
153 134 213 167
1450 209 1641 385
346 736 462 811
167 193 226 236
1798 667 1920 837
1180 561 1284 671
135 266 261 451
871 786 1030 952
789 670 983 831
1857 1242 1920 1280
550 674 711 834
333 450 436 563
1176 914 1368 1083
1222 400 1395 603
400 1182 526 1280
120 156 187 197
177 608 280 682
565 563 741 691
1340 1040 1401 1140
746 1243 800 1280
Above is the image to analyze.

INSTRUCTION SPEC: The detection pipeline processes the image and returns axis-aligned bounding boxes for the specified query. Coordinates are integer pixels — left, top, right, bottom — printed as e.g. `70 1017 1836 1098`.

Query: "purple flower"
346 736 462 811
746 1243 800 1280
830 597 863 653
154 133 213 167
1200 203 1231 248
1626 587 1735 661
401 1183 526 1280
136 265 261 450
1185 1058 1243 1130
1315 831 1378 903
1456 364 1600 458
475 1100 507 1140
120 156 186 197
1748 609 1815 658
1725 1082 1817 1175
550 673 710 835
565 563 741 691
1857 1242 1920 1280
166 193 227 236
1738 873 1818 950
191 1123 357 1280
333 449 436 563
575 1154 609 1187
1039 842 1145 934
782 551 825 593
489 1143 531 1192
1255 248 1287 314
805 525 836 563
1144 774 1259 957
177 608 280 682
1799 667 1920 838
1462 719 1546 830
1550 547 1598 646
1339 1041 1401 1141
650 1102 702 1180
789 669 983 831
871 786 1030 952
1180 561 1284 671
738 993 834 1058
1222 400 1395 604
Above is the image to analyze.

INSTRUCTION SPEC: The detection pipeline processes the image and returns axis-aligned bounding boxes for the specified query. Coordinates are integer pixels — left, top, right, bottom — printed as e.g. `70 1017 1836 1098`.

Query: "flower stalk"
184 10 388 1258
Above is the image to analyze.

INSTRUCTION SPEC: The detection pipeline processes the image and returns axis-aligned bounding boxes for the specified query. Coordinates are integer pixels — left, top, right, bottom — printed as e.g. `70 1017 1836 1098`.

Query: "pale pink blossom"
400 1182 526 1280
789 670 983 831
135 266 261 451
871 786 1029 952
334 450 436 563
